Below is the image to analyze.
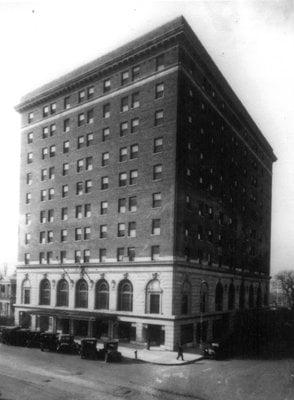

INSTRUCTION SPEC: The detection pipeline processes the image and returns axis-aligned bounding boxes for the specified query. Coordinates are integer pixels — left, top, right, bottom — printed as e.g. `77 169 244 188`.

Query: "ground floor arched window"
75 279 88 308
146 279 162 314
118 279 133 311
56 279 69 307
228 282 235 310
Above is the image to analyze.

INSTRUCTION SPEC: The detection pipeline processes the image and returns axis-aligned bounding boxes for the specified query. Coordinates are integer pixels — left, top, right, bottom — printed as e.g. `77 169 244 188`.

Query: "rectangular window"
128 247 135 262
118 198 126 213
40 211 46 223
120 121 128 136
117 247 125 261
156 54 165 71
128 221 136 237
27 152 33 163
61 207 68 221
153 164 162 180
131 92 140 108
40 190 46 202
130 169 138 185
100 225 107 238
103 103 110 118
77 136 84 149
39 252 46 265
102 152 109 167
151 245 160 261
75 227 82 241
50 103 56 114
130 144 138 159
75 250 82 263
62 163 69 176
78 90 85 103
129 196 137 212
84 249 90 263
62 184 68 198
155 82 164 99
49 145 56 157
101 176 109 190
75 205 82 219
78 113 85 126
42 126 49 138
47 251 54 264
24 253 30 265
131 118 139 133
28 112 34 123
40 231 46 244
155 110 164 125
61 229 67 242
43 105 49 117
152 219 161 235
41 147 48 159
63 118 70 132
100 201 108 215
27 132 33 144
119 147 128 162
86 157 93 171
25 213 31 225
118 223 126 237
154 137 163 153
77 159 84 173
121 96 129 112
48 188 54 200
87 86 94 98
132 65 140 80
119 172 127 187
103 79 111 93
63 140 69 153
26 173 32 185
86 132 93 146
64 96 70 109
99 248 106 262
47 231 53 243
25 233 31 245
85 203 91 217
85 180 92 193
48 209 54 222
76 182 83 195
121 70 129 85
50 124 56 136
87 109 94 124
84 227 91 240
60 250 67 264
102 127 110 141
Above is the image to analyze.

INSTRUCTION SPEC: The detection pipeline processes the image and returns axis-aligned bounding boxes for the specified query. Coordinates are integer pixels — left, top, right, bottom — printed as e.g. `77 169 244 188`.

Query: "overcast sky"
0 0 293 274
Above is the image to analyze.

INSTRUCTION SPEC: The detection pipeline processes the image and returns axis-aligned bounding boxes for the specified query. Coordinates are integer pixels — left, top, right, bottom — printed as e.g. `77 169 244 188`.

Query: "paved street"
0 343 294 400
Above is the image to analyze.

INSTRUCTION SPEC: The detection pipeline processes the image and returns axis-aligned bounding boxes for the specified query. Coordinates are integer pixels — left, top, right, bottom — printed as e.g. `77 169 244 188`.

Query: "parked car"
56 334 78 354
201 338 233 360
80 338 98 359
0 326 21 345
40 332 58 352
26 331 43 348
97 339 122 362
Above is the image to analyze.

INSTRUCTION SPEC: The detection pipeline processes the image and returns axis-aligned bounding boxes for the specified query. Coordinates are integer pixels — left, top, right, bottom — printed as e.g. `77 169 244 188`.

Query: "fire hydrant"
134 350 138 359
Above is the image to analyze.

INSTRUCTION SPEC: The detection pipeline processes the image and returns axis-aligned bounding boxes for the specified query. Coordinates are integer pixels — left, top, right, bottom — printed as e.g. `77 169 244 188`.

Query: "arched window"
146 279 162 314
181 281 191 314
249 284 254 308
22 279 31 304
56 279 69 307
75 279 88 308
200 281 209 313
239 281 245 310
215 281 223 311
256 284 262 308
228 282 235 310
118 279 133 311
95 279 109 309
39 279 51 305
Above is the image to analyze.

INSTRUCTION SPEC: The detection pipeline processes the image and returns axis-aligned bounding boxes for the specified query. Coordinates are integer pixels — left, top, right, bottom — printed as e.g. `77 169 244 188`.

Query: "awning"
29 308 117 321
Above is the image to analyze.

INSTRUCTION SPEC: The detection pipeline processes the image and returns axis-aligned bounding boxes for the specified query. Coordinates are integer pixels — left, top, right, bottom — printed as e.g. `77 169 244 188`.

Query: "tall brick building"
14 16 276 349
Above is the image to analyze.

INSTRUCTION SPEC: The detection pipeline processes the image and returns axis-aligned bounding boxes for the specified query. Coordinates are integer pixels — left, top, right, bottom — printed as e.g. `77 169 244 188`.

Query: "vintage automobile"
26 331 43 348
0 326 21 345
80 338 98 359
201 338 233 360
56 334 78 354
40 332 58 352
97 339 122 362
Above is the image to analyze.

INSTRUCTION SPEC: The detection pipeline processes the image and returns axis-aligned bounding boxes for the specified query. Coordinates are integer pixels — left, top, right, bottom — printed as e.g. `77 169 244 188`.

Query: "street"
0 344 294 400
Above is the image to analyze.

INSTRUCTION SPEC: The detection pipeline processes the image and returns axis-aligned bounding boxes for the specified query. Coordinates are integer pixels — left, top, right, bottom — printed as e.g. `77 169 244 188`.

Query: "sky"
0 0 293 274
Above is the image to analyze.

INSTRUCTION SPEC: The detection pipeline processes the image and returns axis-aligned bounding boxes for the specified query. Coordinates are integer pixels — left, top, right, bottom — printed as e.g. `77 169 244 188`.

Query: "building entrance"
146 324 164 346
74 320 88 336
93 319 109 338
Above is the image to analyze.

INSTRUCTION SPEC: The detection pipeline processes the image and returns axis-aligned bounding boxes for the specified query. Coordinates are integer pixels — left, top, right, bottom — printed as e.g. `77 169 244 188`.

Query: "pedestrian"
146 337 151 350
176 342 184 361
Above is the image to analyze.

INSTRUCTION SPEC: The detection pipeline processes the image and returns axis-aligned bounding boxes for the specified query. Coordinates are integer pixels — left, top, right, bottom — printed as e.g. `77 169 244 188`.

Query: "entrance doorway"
146 324 164 346
74 320 88 336
39 316 49 331
118 322 136 341
93 320 109 338
57 318 70 334
19 311 31 328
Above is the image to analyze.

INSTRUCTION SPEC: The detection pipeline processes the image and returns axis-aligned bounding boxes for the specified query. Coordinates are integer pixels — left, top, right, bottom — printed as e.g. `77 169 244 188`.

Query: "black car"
97 340 122 362
56 334 78 354
80 338 98 359
40 332 58 352
26 331 43 348
0 326 22 346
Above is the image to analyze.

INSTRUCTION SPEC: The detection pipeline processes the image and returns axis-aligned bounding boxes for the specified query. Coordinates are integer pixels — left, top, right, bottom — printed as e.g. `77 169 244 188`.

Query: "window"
153 164 162 180
40 279 51 305
154 137 163 153
152 219 161 235
48 209 54 222
40 190 46 202
152 192 161 208
130 144 138 159
118 223 126 237
87 86 94 98
57 279 69 307
117 247 125 261
120 121 128 136
49 145 56 157
84 227 91 240
151 245 160 261
63 118 70 133
47 230 53 243
43 105 49 117
155 110 164 125
130 170 138 185
100 201 108 215
41 147 48 159
200 282 209 313
28 112 34 123
77 159 84 173
64 96 70 109
131 118 139 133
26 173 32 185
128 222 136 237
40 211 46 223
146 279 162 314
103 79 111 93
62 163 69 176
50 103 56 114
118 198 126 213
75 250 82 263
87 109 94 124
102 152 109 166
118 280 133 311
181 281 191 314
49 166 55 179
76 182 83 195
48 188 54 200
25 213 31 225
156 54 164 71
121 70 129 85
95 280 109 309
132 65 140 80
102 127 110 141
121 96 129 112
128 246 135 259
100 225 107 238
78 90 85 103
119 172 127 187
86 132 93 146
63 140 69 153
75 279 88 308
61 207 68 221
119 147 127 162
85 180 92 193
76 205 82 219
61 229 67 242
101 176 109 190
22 280 31 304
131 92 140 108
85 203 91 217
78 113 85 126
84 249 90 263
40 231 46 244
215 281 223 311
62 185 68 198
129 196 137 212
228 283 235 310
60 250 67 264
24 253 30 265
99 248 106 262
77 136 84 149
155 82 164 99
27 132 33 144
42 127 49 139
27 152 33 163
103 103 110 118
75 228 82 241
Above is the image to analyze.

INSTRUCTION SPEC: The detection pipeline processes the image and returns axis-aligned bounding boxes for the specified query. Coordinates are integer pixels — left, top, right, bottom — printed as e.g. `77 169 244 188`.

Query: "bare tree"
273 270 294 309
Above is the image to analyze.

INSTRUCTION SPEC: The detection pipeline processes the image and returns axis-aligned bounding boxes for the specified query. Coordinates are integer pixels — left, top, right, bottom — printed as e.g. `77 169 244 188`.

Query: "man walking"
176 342 184 361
